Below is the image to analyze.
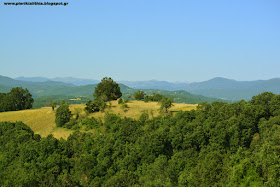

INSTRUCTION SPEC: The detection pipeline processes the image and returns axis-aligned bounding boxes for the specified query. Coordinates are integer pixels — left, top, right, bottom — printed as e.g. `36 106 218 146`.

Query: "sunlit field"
0 100 197 139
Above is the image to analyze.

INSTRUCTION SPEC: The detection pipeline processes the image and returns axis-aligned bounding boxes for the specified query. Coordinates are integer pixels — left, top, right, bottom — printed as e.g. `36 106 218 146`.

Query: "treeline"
1 92 280 186
0 87 33 112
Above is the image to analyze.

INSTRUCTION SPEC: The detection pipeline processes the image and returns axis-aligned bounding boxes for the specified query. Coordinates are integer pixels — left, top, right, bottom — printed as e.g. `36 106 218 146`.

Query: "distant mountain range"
16 76 99 86
122 77 280 100
3 75 280 101
0 75 221 104
184 77 280 100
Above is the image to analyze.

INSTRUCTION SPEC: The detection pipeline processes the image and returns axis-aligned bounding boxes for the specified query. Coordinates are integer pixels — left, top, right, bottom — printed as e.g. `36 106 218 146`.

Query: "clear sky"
0 0 279 82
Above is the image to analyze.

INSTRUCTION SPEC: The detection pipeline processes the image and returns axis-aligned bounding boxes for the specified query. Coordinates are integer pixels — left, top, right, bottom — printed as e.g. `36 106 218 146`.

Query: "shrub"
55 100 72 127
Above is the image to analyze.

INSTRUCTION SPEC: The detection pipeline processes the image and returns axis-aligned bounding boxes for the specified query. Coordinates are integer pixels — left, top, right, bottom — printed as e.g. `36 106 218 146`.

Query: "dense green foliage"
0 87 34 112
2 92 280 186
84 100 99 113
55 100 72 127
92 77 122 111
93 77 122 102
134 90 144 100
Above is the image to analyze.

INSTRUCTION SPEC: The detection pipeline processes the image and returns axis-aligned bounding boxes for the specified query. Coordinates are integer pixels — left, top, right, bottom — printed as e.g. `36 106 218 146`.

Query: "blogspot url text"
4 2 68 6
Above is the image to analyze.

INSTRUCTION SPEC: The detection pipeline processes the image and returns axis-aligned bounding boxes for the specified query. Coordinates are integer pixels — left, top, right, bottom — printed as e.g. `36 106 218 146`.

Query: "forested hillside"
1 92 280 186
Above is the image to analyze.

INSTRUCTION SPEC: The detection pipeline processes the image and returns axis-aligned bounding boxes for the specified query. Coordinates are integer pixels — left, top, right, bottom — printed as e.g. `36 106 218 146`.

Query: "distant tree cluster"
2 92 280 186
0 87 34 112
144 93 165 102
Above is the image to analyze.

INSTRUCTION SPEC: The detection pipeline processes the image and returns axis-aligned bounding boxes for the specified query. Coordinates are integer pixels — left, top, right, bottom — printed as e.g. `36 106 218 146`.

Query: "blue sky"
0 0 279 82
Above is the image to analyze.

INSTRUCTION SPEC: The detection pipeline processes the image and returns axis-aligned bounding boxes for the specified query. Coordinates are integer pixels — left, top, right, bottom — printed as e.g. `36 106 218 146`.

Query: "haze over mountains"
16 76 99 86
0 75 221 104
0 76 280 100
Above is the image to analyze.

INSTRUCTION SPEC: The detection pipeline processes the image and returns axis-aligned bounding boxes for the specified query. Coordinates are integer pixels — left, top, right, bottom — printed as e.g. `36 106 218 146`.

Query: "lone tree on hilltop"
93 77 122 112
93 77 122 101
55 100 72 127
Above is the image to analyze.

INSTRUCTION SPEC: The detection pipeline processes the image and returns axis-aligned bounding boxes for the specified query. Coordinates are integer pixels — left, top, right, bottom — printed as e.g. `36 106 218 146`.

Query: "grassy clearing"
0 107 72 139
0 100 197 139
87 100 197 119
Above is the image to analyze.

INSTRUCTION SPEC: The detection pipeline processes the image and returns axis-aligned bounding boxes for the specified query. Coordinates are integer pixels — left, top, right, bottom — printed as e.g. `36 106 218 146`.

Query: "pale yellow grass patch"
0 101 196 139
88 100 197 119
0 107 57 137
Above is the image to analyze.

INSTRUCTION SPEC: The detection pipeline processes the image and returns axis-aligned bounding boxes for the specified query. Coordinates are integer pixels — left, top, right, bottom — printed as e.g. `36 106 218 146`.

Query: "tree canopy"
0 87 34 112
2 92 280 186
93 77 122 102
55 100 72 127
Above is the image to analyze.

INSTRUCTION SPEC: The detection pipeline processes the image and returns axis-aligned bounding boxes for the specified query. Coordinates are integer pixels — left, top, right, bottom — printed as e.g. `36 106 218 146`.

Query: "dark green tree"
55 100 72 127
134 90 145 100
84 100 99 113
51 101 57 111
93 77 122 102
6 87 34 111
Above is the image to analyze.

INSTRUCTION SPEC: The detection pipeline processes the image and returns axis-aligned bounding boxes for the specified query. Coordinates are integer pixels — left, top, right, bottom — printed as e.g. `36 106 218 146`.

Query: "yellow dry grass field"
0 101 197 139
88 100 197 119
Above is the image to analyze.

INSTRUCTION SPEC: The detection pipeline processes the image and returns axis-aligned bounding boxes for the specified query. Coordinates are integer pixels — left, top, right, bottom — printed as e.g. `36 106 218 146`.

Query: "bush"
118 98 124 104
84 100 99 113
121 103 128 112
64 119 77 129
55 100 72 127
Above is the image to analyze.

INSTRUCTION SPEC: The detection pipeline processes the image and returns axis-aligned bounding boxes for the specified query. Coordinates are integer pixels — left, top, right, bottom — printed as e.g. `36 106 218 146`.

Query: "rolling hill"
0 75 223 107
185 77 280 100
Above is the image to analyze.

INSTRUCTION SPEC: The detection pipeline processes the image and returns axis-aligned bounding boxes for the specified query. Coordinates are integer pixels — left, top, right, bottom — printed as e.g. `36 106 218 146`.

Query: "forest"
1 91 280 186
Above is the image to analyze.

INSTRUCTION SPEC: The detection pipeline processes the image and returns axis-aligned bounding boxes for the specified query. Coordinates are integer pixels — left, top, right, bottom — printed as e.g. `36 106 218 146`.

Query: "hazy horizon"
4 74 280 83
1 0 279 82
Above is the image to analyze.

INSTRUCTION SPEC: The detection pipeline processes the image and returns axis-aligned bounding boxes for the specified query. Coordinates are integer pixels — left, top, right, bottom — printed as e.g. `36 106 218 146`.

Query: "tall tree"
93 77 122 102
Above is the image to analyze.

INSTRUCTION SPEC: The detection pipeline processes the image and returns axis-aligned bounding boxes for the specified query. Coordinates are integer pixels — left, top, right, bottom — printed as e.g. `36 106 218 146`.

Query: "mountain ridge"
5 75 280 101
